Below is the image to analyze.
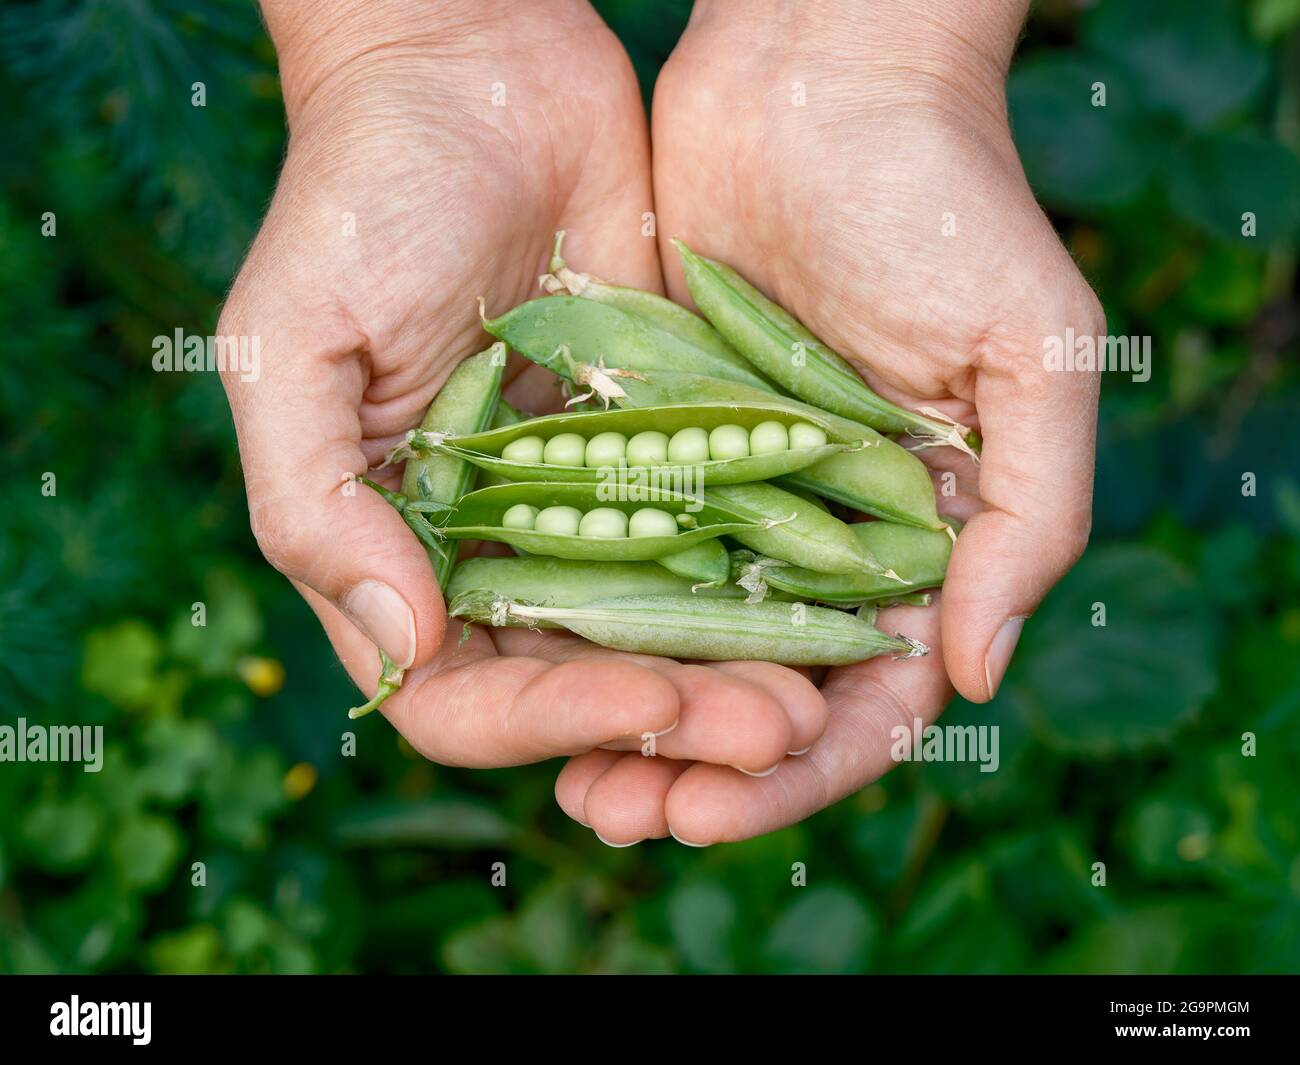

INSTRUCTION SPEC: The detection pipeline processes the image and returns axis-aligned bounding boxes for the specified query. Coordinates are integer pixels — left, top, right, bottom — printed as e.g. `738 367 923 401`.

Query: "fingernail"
343 581 417 669
984 616 1026 699
735 760 782 778
787 746 812 756
595 832 641 848
670 829 711 848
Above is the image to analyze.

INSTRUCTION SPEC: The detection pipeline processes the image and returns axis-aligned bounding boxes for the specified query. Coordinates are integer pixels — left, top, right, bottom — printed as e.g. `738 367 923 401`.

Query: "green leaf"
1085 0 1269 128
1125 796 1216 878
81 619 164 710
1013 546 1218 756
667 880 737 973
199 748 286 849
443 916 517 975
1166 131 1300 244
149 924 225 975
1009 53 1158 211
762 886 877 974
110 812 183 892
168 568 263 676
333 797 512 849
21 794 104 872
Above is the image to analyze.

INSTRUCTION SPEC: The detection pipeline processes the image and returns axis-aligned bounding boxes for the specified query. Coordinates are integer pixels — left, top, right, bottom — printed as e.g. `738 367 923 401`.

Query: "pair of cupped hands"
219 0 1101 845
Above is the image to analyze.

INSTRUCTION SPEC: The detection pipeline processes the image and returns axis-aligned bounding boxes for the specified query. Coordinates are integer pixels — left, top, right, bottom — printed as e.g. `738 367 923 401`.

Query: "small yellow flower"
238 656 285 697
283 763 318 801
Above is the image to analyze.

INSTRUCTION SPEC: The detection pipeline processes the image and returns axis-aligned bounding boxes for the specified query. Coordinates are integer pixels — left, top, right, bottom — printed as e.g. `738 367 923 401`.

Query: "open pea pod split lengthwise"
436 482 761 562
416 401 848 486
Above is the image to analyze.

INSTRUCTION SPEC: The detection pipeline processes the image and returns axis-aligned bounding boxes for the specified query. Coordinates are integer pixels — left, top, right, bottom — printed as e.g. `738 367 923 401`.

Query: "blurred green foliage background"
2 0 1299 974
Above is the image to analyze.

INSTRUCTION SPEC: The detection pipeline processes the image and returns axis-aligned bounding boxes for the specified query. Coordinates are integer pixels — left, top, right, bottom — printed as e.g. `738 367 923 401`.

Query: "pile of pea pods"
351 235 977 718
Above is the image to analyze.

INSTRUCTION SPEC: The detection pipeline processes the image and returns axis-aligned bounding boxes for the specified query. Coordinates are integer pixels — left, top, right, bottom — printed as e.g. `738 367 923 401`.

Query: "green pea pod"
446 555 755 628
707 482 905 580
400 344 505 586
482 294 776 393
412 401 850 487
540 231 748 369
674 239 979 457
566 366 944 531
438 482 762 562
452 592 928 666
491 398 525 428
734 521 954 605
655 538 731 586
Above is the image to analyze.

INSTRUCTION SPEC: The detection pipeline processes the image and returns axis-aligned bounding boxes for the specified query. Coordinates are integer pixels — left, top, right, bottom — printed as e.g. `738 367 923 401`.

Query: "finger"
219 271 444 675
583 754 692 845
491 629 811 771
305 586 682 766
555 750 624 826
704 660 828 754
942 300 1101 702
664 600 950 845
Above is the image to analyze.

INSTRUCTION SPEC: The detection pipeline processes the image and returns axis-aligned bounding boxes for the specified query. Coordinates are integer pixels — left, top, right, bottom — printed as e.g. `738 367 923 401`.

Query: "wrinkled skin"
225 0 1100 845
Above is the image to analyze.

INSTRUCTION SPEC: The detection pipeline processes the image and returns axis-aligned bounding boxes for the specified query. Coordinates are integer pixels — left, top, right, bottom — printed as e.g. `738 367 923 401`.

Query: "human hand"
221 0 827 768
556 0 1101 841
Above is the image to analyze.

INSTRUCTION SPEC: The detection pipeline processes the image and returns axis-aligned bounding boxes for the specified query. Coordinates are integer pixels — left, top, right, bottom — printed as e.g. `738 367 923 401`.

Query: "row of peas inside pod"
350 236 974 717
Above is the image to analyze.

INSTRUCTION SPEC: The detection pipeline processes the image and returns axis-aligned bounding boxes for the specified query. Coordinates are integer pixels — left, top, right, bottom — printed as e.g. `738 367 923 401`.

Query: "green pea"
629 508 679 538
749 420 790 455
578 507 629 539
542 433 586 467
668 426 710 463
501 435 545 464
585 431 628 467
708 424 750 461
789 421 828 449
535 505 583 536
627 430 670 466
501 503 539 530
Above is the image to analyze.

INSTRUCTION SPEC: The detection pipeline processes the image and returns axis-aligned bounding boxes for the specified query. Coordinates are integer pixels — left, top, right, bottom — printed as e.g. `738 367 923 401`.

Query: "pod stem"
348 649 405 719
358 477 450 559
909 407 981 463
891 634 931 660
539 229 603 297
735 556 789 604
567 357 646 409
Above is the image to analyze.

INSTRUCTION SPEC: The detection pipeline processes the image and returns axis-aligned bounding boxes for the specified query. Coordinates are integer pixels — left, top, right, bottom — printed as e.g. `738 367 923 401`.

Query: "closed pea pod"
481 294 775 392
539 230 753 371
399 344 505 586
674 239 978 456
350 345 504 720
734 521 955 605
445 556 769 629
402 401 852 487
707 481 905 580
451 592 928 666
654 537 732 586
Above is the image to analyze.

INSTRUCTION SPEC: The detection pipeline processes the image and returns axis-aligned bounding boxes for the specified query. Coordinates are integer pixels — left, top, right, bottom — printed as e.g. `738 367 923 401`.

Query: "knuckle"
248 496 310 576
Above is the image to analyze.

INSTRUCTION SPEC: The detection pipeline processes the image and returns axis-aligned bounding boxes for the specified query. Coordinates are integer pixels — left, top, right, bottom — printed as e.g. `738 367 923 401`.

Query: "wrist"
685 0 1027 121
259 0 599 122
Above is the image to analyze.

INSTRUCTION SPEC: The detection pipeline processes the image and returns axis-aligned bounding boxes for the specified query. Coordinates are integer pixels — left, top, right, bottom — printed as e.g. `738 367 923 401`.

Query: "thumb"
219 286 445 674
940 308 1101 703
